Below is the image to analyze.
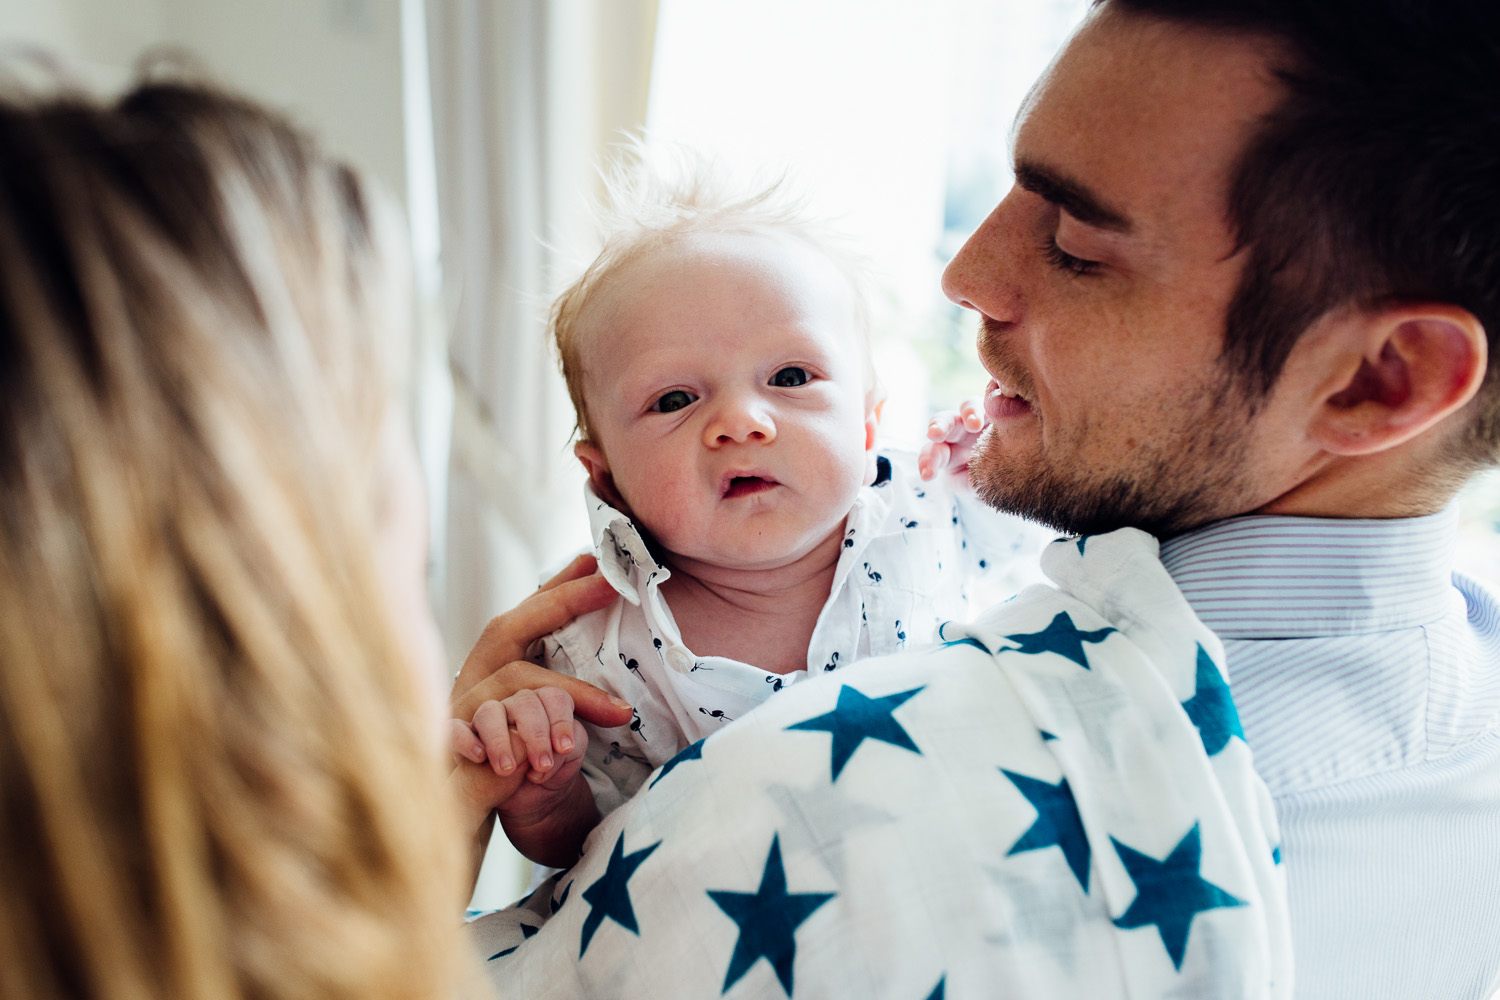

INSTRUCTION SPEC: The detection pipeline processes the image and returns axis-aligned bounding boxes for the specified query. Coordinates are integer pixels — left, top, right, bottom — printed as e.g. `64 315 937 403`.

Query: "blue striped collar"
1158 507 1459 639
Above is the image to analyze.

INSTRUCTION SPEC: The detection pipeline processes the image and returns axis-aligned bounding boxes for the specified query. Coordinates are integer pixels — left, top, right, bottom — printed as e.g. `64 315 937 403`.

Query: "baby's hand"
919 397 986 481
451 686 583 781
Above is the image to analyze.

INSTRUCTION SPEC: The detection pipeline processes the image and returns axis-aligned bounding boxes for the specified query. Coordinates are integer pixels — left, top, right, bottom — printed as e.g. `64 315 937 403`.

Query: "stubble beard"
968 367 1261 540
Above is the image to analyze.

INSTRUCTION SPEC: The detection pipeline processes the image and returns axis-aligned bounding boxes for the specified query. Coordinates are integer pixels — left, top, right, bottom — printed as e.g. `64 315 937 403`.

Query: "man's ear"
862 388 887 486
1310 304 1487 456
574 440 630 512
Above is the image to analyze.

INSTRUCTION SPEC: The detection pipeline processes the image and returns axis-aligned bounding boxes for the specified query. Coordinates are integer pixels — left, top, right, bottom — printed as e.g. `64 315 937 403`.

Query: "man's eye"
771 367 810 388
651 390 697 413
1041 238 1102 276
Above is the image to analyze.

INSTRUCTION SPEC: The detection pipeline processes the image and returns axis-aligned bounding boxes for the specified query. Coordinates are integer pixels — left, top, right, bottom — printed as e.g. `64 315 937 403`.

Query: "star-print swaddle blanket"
470 528 1293 998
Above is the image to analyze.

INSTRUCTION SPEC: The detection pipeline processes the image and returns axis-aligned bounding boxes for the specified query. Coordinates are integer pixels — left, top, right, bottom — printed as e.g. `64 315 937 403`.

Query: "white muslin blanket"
470 528 1293 998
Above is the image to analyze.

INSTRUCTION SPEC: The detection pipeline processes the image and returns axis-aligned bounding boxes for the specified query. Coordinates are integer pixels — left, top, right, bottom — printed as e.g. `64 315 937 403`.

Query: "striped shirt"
1160 507 1500 1000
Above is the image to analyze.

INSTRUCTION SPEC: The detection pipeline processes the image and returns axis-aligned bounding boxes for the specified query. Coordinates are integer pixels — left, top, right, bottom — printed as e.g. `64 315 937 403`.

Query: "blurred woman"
0 79 464 1000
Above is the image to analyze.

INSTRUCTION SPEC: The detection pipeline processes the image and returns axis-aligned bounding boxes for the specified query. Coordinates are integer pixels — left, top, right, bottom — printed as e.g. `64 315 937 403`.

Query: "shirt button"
666 648 693 672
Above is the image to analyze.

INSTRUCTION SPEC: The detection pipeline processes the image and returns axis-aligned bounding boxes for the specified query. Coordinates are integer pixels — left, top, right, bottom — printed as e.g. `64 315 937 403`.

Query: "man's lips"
720 472 780 499
984 379 1034 423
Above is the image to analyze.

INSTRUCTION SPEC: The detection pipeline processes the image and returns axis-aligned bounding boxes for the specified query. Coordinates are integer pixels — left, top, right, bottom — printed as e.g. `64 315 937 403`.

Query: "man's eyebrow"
1014 162 1134 234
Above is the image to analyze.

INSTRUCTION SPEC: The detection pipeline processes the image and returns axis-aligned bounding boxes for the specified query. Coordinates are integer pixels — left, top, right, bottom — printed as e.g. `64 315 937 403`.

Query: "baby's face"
577 231 874 573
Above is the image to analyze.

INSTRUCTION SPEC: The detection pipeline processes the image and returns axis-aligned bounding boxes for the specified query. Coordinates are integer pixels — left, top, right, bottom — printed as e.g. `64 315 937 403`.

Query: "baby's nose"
705 396 776 446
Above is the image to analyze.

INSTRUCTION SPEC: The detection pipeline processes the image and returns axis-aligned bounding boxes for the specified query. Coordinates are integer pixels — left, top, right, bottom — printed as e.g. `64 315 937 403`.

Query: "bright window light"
646 0 1500 574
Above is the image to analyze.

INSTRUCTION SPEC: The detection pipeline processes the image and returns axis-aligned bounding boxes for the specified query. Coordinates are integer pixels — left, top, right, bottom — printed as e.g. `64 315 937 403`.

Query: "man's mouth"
984 379 1034 422
720 473 780 499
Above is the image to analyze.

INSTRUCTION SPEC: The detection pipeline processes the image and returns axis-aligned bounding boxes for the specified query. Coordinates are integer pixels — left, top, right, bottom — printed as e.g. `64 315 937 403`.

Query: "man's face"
943 7 1306 538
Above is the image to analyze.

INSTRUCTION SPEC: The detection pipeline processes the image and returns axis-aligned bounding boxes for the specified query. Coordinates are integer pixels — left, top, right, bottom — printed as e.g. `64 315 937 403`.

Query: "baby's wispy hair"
550 137 873 444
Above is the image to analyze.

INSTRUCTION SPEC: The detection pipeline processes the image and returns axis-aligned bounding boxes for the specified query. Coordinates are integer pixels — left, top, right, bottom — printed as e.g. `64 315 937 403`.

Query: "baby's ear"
862 387 887 485
574 441 629 512
864 386 887 451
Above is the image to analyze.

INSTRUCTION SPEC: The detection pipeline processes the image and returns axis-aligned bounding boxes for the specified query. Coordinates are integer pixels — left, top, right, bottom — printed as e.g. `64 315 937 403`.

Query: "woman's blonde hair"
0 81 466 999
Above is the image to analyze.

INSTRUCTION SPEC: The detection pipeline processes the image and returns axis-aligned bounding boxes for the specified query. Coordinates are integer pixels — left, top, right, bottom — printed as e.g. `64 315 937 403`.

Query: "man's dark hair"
1101 0 1500 471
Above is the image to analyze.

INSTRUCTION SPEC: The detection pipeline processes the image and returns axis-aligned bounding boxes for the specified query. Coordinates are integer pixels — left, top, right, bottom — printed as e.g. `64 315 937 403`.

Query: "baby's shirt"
542 451 1048 816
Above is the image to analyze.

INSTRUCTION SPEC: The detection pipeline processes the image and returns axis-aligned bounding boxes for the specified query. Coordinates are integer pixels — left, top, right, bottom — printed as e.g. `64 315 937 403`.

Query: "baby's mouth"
721 475 779 499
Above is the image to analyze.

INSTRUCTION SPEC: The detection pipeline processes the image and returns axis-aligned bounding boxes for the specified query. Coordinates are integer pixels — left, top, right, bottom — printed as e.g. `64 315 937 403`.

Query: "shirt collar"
584 483 667 607
1158 507 1459 639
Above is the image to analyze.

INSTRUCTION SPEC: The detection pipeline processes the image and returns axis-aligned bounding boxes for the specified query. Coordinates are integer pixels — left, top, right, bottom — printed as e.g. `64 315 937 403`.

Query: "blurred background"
4 0 1496 907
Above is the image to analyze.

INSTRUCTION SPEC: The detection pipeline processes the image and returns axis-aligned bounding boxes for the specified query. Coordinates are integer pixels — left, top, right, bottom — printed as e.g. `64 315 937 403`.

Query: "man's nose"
704 393 776 446
941 192 1024 321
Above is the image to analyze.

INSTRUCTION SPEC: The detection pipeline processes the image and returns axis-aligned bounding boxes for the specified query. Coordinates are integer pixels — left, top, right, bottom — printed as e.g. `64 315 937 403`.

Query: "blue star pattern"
708 835 834 995
941 635 991 654
1180 644 1245 756
487 922 538 960
649 738 706 788
786 684 924 781
1110 823 1246 970
578 832 661 958
1003 611 1117 670
1003 769 1092 891
470 528 1290 997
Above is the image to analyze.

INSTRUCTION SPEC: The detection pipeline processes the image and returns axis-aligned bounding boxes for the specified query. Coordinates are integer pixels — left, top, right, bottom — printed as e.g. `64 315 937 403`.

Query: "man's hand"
919 397 986 482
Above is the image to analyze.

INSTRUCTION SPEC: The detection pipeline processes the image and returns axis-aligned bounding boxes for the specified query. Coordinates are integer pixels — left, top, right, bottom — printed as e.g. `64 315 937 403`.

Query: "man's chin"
967 448 1205 539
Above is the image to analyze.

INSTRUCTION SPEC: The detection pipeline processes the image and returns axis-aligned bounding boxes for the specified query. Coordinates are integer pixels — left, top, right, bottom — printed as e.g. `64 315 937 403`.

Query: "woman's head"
0 80 462 999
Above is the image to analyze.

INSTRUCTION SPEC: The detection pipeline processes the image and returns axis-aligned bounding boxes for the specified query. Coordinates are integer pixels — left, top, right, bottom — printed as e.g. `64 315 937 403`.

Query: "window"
647 0 1500 568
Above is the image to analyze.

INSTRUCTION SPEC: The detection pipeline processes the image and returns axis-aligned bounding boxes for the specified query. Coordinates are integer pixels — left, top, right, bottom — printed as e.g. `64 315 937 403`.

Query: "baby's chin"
661 521 851 581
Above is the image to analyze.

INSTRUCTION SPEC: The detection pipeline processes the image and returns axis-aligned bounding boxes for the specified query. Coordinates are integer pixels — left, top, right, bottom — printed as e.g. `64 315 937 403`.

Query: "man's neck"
659 522 846 676
1250 450 1462 523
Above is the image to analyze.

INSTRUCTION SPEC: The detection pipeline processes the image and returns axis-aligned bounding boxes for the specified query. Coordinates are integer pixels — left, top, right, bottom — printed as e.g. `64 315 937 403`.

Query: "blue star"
924 977 946 1000
1110 823 1245 970
550 879 571 915
1181 644 1245 756
649 738 706 788
787 685 923 781
941 636 990 654
1075 536 1089 555
487 921 539 960
578 832 661 958
1039 729 1058 742
708 835 834 995
1003 612 1116 670
1002 769 1091 892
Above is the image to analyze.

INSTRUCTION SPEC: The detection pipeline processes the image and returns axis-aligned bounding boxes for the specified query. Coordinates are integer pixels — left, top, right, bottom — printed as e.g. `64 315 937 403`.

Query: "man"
457 1 1499 996
940 1 1499 997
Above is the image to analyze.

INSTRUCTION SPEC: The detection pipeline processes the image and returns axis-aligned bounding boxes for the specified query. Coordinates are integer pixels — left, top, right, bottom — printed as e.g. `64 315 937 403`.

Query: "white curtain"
421 0 659 908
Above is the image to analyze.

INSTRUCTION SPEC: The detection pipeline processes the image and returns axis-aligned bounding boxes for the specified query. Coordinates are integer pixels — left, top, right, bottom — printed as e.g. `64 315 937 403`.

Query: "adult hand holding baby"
448 553 633 875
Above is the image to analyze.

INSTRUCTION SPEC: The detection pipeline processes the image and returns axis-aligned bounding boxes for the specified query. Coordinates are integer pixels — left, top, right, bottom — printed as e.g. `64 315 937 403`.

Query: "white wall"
0 0 406 201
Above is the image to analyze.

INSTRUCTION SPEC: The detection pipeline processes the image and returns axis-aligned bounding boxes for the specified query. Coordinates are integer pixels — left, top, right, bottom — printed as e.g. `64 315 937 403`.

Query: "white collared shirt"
544 451 1049 814
1160 507 1500 1000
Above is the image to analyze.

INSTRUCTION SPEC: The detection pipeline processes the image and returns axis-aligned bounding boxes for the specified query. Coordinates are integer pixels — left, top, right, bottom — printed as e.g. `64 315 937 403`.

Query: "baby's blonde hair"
550 141 875 444
0 81 467 1000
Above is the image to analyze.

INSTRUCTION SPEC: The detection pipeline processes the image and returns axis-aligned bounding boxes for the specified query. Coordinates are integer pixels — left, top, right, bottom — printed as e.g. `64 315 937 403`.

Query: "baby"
455 154 1044 867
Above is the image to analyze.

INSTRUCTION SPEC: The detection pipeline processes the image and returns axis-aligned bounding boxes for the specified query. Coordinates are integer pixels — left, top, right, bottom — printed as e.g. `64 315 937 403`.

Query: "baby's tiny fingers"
504 690 556 774
959 398 984 431
536 686 579 755
447 718 487 764
922 441 952 480
926 410 960 441
472 700 517 775
918 439 945 480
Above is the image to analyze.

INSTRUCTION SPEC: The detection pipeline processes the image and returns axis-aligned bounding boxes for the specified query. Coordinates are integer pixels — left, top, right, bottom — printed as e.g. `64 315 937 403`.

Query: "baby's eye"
771 367 810 388
651 390 697 413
